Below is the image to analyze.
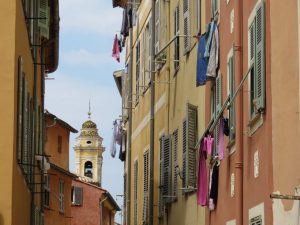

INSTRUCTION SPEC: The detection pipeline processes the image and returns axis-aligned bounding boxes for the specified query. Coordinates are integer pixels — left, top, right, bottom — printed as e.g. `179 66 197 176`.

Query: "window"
44 175 50 207
143 150 149 224
145 19 152 87
213 74 222 156
38 0 50 39
72 186 83 206
155 0 161 54
57 136 62 153
228 55 235 143
172 129 178 199
249 1 265 120
250 215 262 225
84 161 93 178
135 42 140 105
182 104 198 192
59 180 64 213
174 5 180 71
183 0 191 54
134 160 138 225
17 57 24 163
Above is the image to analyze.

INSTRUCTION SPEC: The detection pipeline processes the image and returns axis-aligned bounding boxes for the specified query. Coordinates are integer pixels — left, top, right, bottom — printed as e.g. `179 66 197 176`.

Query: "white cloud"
61 49 113 66
60 0 123 36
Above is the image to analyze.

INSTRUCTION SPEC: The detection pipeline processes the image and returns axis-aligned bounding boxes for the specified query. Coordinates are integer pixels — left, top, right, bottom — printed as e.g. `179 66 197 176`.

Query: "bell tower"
74 106 105 186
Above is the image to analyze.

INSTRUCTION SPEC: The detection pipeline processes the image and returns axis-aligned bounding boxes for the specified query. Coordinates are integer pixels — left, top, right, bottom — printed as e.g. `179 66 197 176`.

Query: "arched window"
84 161 93 178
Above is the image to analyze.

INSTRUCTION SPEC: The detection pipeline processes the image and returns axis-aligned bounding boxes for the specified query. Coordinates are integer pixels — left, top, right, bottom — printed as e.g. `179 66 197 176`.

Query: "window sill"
248 113 264 136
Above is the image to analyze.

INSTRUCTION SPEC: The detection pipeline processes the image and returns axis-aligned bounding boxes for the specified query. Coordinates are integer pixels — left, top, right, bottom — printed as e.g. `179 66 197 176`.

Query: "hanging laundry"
204 22 216 58
128 8 133 28
112 34 120 63
112 0 127 8
223 117 230 136
121 7 129 37
204 135 214 155
197 139 208 206
208 164 219 210
218 117 225 160
119 134 126 161
196 35 209 86
110 120 118 158
206 25 219 78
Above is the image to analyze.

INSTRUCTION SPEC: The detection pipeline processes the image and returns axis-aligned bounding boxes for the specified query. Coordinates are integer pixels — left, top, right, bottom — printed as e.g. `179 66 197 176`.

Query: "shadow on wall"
0 214 3 225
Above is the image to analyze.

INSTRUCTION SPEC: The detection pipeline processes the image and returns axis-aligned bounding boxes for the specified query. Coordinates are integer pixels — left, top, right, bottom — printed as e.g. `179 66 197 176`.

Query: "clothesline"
195 67 252 149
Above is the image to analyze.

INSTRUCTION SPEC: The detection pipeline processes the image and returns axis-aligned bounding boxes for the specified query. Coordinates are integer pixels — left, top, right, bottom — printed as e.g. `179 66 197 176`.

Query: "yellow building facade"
114 0 207 224
0 0 59 224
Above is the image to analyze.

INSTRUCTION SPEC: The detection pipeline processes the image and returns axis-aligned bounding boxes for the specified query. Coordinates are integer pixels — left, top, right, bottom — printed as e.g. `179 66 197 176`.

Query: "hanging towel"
205 135 214 155
218 118 225 160
119 134 126 161
121 7 129 37
206 25 219 78
197 140 208 206
196 35 208 86
110 120 118 158
112 34 120 63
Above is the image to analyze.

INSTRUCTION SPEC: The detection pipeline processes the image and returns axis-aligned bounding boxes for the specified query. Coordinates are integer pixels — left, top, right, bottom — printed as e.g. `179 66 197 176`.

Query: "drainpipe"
100 197 108 225
149 0 156 225
234 0 244 224
126 16 134 225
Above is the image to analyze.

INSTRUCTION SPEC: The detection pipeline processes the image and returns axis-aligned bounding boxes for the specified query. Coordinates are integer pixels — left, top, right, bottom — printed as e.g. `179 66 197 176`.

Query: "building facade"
44 112 78 225
0 0 59 224
113 0 300 225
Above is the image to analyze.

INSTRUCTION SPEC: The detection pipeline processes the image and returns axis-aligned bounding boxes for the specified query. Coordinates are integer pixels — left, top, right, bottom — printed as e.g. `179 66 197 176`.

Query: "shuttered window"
155 0 160 54
146 19 152 86
159 136 165 217
38 0 49 39
249 1 265 119
183 0 191 54
134 160 138 225
17 57 24 163
22 81 29 176
250 215 262 225
174 5 180 71
213 74 222 156
182 104 198 192
136 42 140 104
172 129 178 199
44 175 50 207
72 186 83 206
162 135 172 203
228 56 235 142
59 180 64 213
143 150 149 224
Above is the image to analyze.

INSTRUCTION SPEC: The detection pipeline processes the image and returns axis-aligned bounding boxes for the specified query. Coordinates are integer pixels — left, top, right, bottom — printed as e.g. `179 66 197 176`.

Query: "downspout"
100 197 108 225
149 0 156 225
126 14 134 225
234 0 243 224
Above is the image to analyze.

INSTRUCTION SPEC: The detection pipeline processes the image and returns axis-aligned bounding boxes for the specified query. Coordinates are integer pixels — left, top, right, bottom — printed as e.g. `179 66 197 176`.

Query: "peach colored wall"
44 168 73 225
45 117 70 170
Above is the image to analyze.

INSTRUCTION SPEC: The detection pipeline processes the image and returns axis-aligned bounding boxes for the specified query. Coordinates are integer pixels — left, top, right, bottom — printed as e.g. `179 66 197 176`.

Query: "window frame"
59 179 65 213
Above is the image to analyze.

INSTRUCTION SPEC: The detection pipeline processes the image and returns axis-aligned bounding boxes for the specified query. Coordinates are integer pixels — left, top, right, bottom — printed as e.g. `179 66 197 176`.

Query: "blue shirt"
196 36 208 86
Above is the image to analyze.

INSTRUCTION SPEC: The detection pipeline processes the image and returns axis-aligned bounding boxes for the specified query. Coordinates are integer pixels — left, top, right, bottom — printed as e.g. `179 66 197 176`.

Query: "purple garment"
218 118 225 160
204 135 214 155
197 140 208 206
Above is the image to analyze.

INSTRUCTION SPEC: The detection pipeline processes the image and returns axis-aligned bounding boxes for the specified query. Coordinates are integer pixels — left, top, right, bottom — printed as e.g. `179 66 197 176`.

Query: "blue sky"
45 0 124 222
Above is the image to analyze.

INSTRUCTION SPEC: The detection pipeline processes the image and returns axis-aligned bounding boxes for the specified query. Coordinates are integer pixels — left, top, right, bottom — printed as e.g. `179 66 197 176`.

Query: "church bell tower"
74 108 105 186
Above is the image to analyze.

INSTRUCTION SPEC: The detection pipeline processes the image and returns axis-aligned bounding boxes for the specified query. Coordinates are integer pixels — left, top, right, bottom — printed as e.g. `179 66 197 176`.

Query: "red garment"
197 139 208 206
112 34 120 62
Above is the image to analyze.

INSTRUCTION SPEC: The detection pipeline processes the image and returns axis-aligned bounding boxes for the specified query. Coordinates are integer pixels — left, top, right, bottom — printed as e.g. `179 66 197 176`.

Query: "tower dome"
82 120 97 129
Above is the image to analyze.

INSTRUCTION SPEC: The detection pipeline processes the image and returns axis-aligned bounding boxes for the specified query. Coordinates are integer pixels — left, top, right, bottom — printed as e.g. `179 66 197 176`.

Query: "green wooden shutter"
38 0 49 39
159 137 165 217
163 135 172 203
183 0 191 54
172 129 178 199
216 74 222 114
134 160 138 225
187 104 197 189
255 1 265 112
182 119 187 189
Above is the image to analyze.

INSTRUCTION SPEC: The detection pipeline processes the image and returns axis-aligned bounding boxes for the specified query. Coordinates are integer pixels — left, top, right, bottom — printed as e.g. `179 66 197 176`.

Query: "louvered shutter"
229 56 235 141
143 151 149 224
23 81 29 175
148 18 152 84
17 57 23 163
158 137 165 217
187 104 197 189
213 119 220 156
215 74 222 114
255 1 265 112
155 0 160 54
172 129 178 199
134 160 138 225
183 0 191 54
174 5 180 70
163 135 172 203
38 0 49 39
182 119 187 189
74 187 83 205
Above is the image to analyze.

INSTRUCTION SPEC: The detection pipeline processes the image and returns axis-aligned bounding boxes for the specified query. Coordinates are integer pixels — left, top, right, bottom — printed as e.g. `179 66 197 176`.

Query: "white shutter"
155 0 160 54
38 0 49 39
159 137 165 217
215 74 222 114
182 119 187 189
163 135 172 203
183 0 191 54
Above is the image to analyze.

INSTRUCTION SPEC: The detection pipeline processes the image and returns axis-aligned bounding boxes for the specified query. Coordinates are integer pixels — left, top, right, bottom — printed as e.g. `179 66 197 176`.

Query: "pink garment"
112 34 120 62
197 140 208 206
218 118 225 160
205 135 214 155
